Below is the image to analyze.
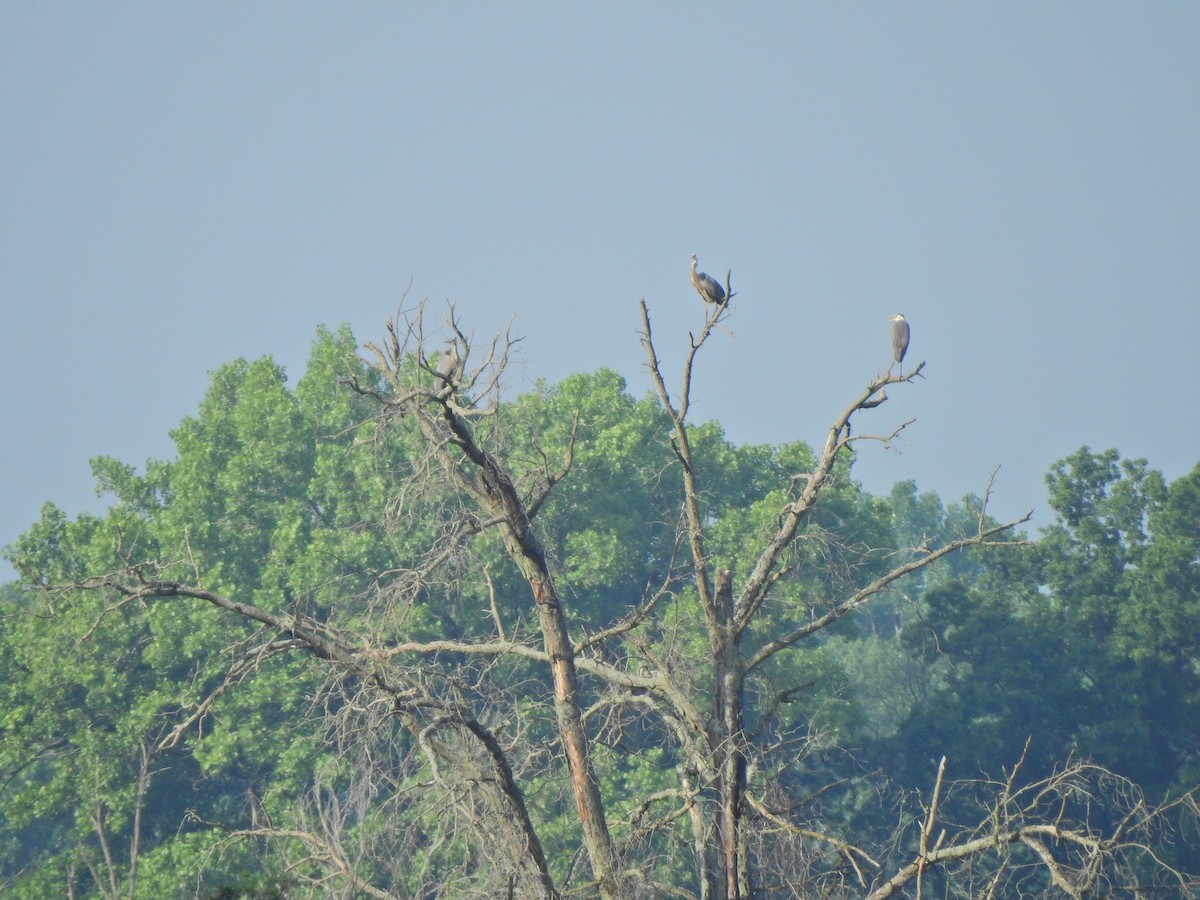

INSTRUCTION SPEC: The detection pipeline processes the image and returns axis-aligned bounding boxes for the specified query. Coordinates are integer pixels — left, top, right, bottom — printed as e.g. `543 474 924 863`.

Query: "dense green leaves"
3 325 1197 896
858 449 1200 839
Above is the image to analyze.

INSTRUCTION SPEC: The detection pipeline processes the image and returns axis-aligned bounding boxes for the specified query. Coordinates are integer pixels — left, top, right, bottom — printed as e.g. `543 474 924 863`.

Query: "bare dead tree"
343 294 1036 898
636 292 1032 898
349 304 628 898
866 749 1200 898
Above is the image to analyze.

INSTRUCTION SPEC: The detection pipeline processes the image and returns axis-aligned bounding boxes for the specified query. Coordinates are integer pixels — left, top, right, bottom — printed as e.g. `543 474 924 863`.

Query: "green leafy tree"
858 448 1200 883
1038 448 1198 795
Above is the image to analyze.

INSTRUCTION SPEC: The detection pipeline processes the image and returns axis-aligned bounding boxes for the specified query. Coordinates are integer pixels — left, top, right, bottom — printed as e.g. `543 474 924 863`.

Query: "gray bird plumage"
435 341 460 385
890 314 910 373
690 254 726 305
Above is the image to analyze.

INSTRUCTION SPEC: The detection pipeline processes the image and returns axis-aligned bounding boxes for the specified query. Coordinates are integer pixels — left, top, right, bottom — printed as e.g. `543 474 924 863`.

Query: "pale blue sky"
3 4 1198 580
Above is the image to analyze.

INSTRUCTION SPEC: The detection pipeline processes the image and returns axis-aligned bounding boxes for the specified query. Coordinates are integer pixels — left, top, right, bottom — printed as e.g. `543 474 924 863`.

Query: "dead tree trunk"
360 313 628 900
641 294 751 898
712 569 746 900
640 287 1030 898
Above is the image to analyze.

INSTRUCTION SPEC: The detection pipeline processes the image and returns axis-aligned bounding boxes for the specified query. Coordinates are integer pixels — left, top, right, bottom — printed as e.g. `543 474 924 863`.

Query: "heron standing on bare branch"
690 254 726 306
890 314 910 375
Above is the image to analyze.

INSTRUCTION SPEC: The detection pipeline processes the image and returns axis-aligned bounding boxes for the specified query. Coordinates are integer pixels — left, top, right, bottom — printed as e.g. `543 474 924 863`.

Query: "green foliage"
3 315 1197 896
512 369 680 613
133 831 287 900
1122 461 1200 665
1 334 365 896
855 448 1200 862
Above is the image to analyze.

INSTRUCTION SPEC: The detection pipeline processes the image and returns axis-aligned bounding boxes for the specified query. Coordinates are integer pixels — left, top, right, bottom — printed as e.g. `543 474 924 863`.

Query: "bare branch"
745 792 881 885
639 300 717 624
867 761 1200 899
205 824 396 900
735 365 928 630
157 637 300 750
745 511 1032 672
916 757 947 898
527 410 580 520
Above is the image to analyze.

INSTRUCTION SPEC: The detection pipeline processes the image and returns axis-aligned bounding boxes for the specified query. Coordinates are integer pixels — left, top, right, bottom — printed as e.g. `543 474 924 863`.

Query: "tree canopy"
3 306 1198 898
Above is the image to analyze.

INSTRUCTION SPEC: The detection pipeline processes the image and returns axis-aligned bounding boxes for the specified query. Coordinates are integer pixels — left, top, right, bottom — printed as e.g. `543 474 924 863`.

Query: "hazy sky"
3 4 1198 581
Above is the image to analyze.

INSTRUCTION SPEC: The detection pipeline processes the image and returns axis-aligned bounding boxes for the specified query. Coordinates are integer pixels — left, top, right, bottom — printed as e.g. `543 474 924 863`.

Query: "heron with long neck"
890 314 910 374
690 254 726 305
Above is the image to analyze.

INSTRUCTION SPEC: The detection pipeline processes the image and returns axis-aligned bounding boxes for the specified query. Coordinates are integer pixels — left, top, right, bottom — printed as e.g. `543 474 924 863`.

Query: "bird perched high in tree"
690 254 726 306
890 314 910 374
434 340 460 388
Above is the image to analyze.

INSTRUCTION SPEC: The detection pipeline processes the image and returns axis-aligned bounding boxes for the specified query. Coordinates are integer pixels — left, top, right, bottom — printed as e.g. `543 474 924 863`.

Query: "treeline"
2 318 1197 897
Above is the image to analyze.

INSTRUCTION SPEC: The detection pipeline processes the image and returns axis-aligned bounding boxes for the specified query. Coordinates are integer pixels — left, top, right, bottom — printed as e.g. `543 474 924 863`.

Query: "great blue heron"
690 254 726 305
434 340 460 386
890 314 910 374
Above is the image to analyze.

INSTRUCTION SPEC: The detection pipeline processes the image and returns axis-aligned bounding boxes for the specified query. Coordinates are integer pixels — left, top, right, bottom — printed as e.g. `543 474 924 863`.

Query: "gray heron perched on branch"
890 314 910 374
434 340 460 387
690 254 726 306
